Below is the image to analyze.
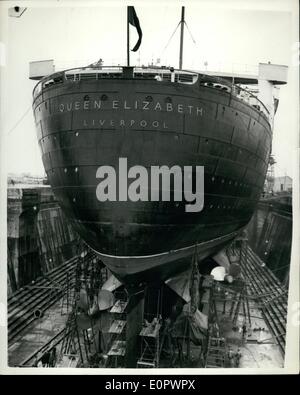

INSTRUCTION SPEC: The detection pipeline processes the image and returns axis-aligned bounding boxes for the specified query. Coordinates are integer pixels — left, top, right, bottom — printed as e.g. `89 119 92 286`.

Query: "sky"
0 0 299 179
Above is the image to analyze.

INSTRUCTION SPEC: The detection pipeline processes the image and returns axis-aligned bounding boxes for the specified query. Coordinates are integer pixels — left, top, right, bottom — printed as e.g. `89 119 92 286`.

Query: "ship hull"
33 71 271 284
93 231 238 284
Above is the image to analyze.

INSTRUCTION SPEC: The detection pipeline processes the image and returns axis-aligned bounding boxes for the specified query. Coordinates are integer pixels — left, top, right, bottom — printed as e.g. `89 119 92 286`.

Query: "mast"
179 6 185 70
127 7 130 66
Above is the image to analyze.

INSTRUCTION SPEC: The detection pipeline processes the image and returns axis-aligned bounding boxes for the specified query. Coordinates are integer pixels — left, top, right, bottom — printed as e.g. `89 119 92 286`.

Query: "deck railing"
32 65 269 121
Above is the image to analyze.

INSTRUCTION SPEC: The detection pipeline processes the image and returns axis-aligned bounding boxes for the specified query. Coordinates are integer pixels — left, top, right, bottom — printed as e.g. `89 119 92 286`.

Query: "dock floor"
8 299 68 367
7 246 287 369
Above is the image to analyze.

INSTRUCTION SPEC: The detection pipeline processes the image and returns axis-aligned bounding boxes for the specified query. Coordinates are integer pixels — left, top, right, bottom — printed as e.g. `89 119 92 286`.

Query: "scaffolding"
153 249 204 368
136 285 163 368
107 297 128 367
202 230 289 368
203 236 252 368
203 278 227 367
137 318 161 368
57 249 107 367
205 336 229 368
58 309 83 367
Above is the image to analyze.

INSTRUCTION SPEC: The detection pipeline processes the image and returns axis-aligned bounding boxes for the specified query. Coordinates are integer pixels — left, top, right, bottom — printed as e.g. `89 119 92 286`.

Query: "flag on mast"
128 6 142 52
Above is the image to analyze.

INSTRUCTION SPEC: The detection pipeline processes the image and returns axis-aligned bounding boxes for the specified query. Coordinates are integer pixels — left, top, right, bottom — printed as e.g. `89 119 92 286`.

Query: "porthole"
84 95 90 101
165 97 172 103
146 95 153 102
101 94 108 101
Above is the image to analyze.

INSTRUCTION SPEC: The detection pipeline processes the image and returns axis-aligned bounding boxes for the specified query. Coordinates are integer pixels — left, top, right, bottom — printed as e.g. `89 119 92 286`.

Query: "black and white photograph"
0 0 299 374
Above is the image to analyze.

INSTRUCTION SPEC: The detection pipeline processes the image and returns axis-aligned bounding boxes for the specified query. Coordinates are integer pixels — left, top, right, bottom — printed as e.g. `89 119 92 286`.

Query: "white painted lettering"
112 100 119 109
154 102 162 111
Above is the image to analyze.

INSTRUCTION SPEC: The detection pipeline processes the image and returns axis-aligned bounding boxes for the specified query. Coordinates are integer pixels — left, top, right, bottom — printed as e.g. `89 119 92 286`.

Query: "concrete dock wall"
7 185 79 294
247 198 292 286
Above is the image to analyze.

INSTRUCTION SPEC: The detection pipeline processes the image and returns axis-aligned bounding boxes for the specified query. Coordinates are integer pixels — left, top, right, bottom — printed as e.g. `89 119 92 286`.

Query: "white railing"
32 65 269 122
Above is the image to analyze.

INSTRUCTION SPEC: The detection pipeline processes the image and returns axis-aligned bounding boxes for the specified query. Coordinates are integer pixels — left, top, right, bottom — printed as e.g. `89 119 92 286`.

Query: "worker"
222 291 229 314
224 274 233 284
33 357 39 367
242 323 247 340
49 347 57 367
170 330 183 367
235 349 242 367
228 350 235 367
99 353 108 367
41 350 51 367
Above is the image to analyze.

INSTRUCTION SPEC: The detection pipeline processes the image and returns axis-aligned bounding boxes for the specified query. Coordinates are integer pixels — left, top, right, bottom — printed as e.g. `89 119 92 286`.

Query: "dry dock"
7 242 288 369
7 184 290 369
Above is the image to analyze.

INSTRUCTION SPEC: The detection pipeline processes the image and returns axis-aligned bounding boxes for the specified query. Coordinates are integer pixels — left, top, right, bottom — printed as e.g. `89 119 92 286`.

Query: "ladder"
107 298 128 367
137 319 161 368
230 286 251 326
204 281 229 368
59 309 83 365
58 251 97 366
205 336 229 368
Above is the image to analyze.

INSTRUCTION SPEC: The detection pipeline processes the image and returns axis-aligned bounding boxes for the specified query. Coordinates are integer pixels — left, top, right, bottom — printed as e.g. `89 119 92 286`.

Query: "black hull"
33 68 271 284
94 231 238 284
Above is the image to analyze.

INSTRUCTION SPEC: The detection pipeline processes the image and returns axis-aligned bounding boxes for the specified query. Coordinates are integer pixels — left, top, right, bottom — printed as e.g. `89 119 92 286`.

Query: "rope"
7 106 32 135
184 21 196 44
159 21 181 58
159 20 197 64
